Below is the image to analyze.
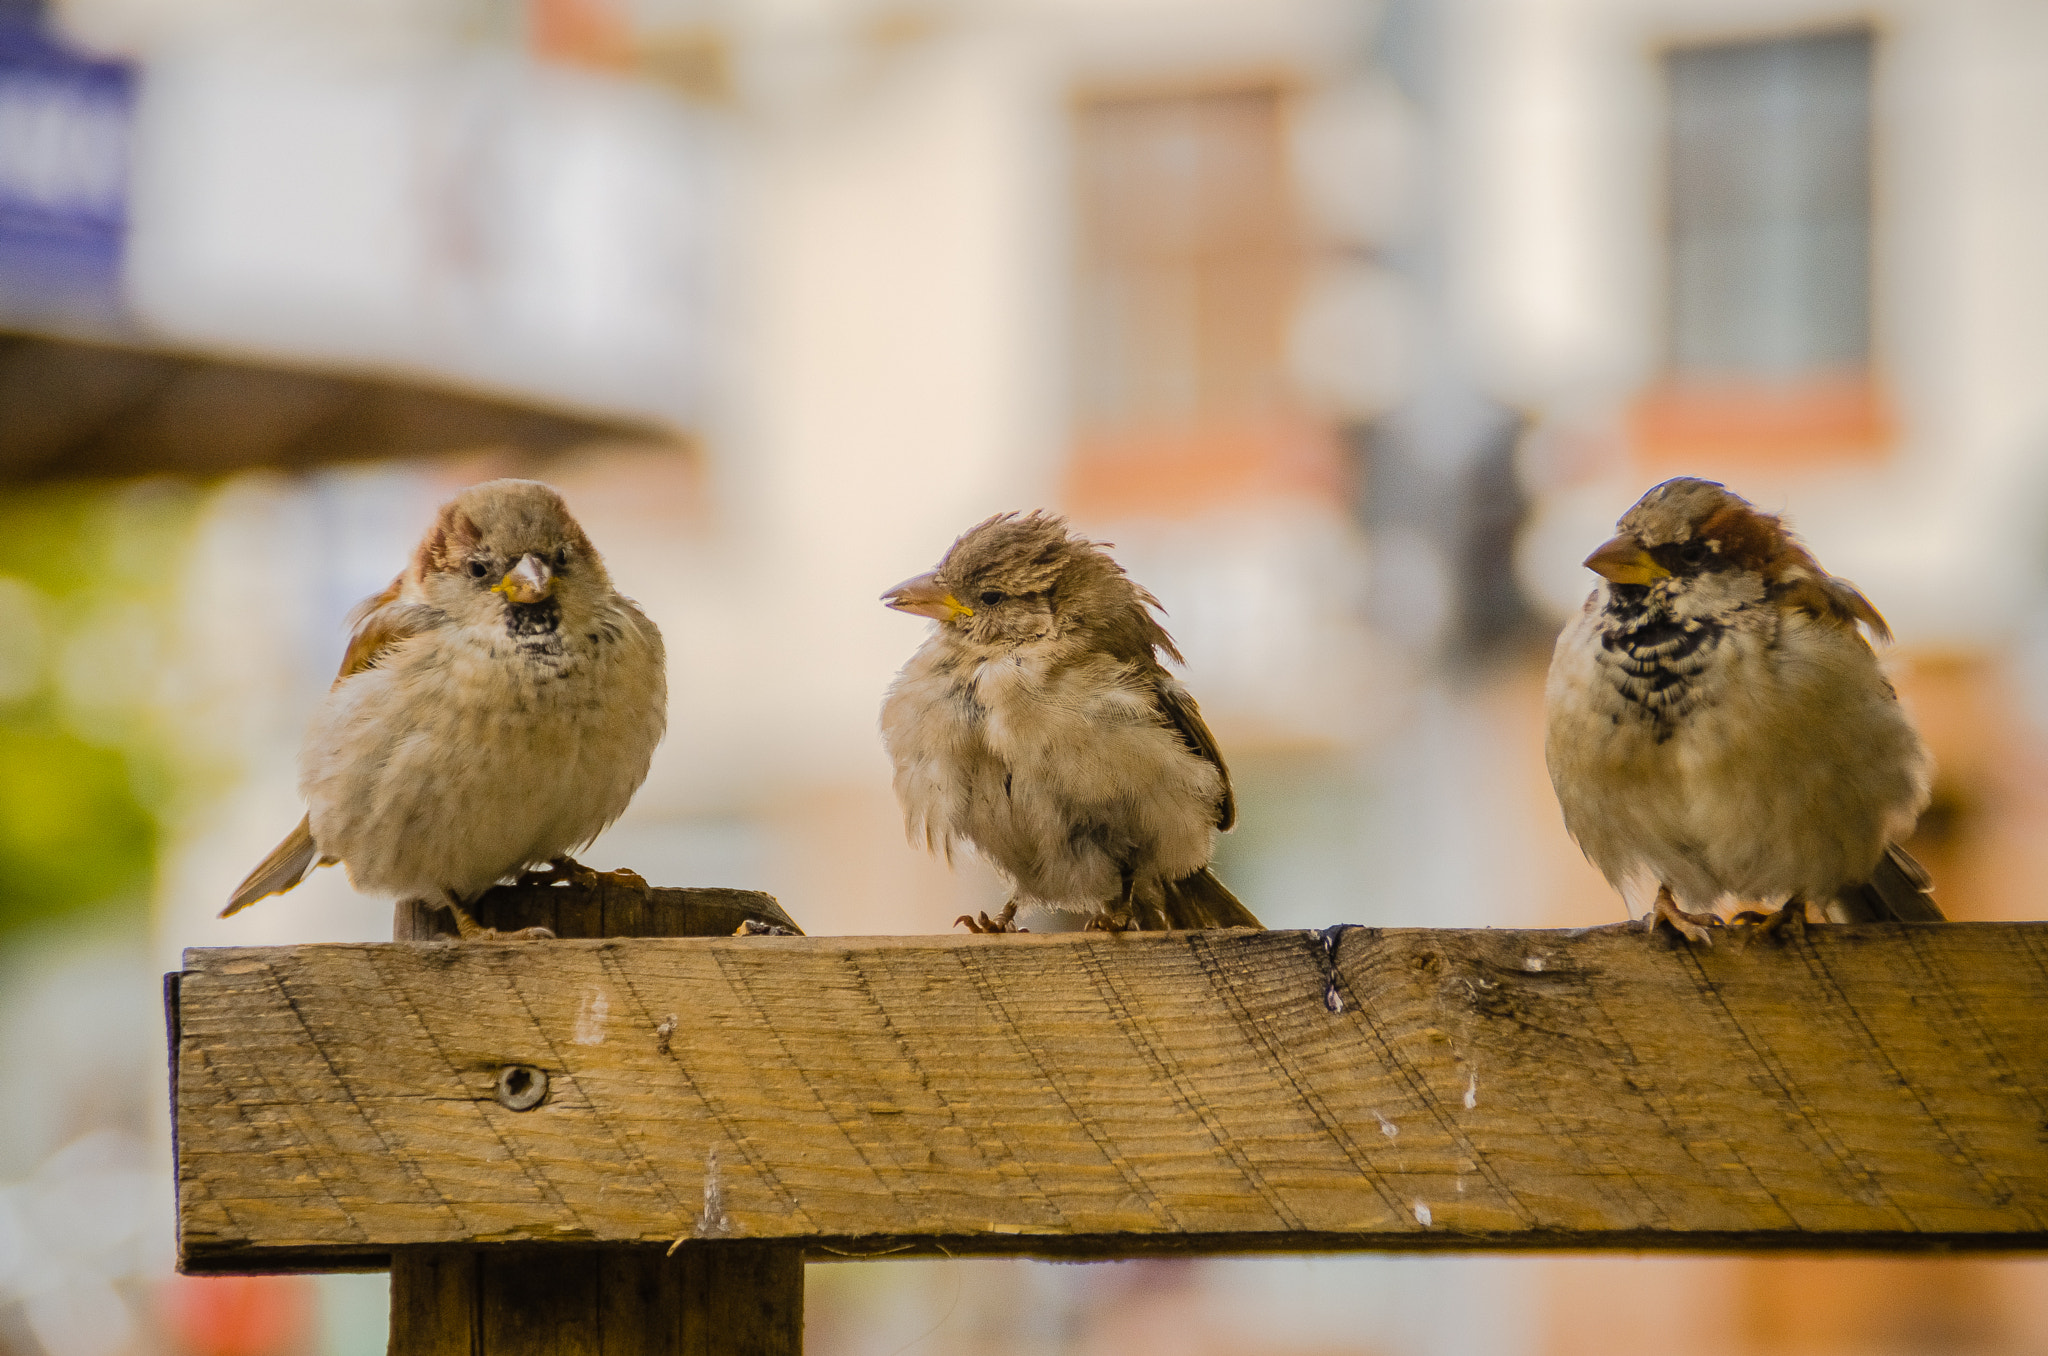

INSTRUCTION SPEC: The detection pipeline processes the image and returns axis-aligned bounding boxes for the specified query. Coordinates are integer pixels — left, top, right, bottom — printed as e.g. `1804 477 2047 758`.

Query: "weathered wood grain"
172 923 2048 1270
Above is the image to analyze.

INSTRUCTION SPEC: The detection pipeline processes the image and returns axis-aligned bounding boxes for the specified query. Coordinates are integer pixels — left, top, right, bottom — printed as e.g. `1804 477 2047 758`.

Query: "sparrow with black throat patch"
880 511 1261 934
223 479 667 939
1544 477 1939 945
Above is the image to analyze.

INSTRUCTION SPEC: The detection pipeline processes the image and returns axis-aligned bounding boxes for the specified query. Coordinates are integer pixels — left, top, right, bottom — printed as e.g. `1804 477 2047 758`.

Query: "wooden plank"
171 923 2048 1269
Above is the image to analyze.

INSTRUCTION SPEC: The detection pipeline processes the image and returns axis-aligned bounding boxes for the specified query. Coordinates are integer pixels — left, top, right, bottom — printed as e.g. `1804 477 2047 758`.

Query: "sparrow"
1544 477 1941 944
222 479 667 938
879 511 1261 933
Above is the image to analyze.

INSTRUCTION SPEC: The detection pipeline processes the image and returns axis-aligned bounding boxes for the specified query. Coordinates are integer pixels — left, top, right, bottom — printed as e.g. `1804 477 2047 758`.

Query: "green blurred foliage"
0 727 156 933
0 480 199 938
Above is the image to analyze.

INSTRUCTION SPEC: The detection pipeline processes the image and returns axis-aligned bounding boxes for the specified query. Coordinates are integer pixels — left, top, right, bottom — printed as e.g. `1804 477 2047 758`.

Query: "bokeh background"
4 0 2048 1350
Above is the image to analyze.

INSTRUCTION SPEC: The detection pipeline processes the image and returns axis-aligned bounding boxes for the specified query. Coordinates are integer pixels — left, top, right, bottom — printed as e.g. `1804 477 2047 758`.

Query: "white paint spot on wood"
695 1147 732 1238
573 988 611 1045
1464 1072 1478 1109
1373 1110 1399 1140
1412 1200 1432 1226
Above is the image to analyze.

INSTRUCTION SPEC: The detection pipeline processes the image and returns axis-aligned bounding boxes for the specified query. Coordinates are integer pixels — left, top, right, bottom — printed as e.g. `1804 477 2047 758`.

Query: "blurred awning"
0 330 686 483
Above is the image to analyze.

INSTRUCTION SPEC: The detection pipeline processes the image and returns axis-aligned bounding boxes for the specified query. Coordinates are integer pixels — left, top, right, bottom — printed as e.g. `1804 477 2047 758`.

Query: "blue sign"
0 19 134 317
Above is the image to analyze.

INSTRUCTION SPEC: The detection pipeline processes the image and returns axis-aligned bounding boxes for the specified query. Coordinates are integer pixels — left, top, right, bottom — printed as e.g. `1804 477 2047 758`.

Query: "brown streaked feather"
222 572 431 915
1154 677 1235 831
1643 487 1892 640
333 575 439 687
1771 561 1893 643
936 510 1185 664
414 501 483 577
1695 502 1785 569
221 814 333 916
1099 580 1183 666
1695 498 1892 643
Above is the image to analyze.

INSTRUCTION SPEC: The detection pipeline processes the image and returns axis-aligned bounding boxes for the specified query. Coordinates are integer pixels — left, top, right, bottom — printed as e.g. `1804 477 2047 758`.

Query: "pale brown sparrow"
1544 477 1939 944
222 479 667 938
880 511 1261 933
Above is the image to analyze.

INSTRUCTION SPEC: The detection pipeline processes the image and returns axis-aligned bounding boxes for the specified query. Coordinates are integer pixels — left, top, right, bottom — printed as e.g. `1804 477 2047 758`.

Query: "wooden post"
387 1245 803 1355
387 878 805 1356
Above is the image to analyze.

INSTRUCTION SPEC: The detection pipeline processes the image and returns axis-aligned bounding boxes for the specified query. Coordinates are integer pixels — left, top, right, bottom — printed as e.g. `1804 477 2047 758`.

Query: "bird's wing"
333 574 437 687
1772 553 1892 643
1153 675 1236 832
221 576 432 919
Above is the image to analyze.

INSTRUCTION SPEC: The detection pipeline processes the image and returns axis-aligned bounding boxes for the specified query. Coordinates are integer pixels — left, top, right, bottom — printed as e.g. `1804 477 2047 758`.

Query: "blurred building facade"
2 0 2048 1352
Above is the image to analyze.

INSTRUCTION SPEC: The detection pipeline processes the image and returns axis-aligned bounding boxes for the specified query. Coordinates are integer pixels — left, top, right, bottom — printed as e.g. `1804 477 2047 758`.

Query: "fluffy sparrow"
223 479 667 938
1544 477 1940 944
880 511 1261 933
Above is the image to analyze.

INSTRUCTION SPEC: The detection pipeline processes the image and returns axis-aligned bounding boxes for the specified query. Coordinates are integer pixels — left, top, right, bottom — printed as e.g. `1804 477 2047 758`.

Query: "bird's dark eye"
1677 541 1709 568
978 590 1005 606
467 559 490 579
552 548 569 571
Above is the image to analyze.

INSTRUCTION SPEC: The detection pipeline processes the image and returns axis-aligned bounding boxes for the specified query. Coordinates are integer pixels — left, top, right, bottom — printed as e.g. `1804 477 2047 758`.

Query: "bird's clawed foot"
1729 896 1808 946
443 895 555 941
956 901 1026 934
517 856 648 893
1649 885 1722 948
1083 868 1138 933
956 913 1027 933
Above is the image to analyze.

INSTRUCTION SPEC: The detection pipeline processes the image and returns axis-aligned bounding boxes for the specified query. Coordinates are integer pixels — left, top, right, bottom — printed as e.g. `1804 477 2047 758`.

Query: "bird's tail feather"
1838 842 1944 922
222 815 322 917
1146 868 1264 931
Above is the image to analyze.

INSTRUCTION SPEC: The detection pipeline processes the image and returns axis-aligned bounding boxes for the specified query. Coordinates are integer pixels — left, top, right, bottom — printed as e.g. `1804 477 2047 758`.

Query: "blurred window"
1635 28 1887 467
1069 84 1340 517
1666 29 1871 378
1075 85 1298 427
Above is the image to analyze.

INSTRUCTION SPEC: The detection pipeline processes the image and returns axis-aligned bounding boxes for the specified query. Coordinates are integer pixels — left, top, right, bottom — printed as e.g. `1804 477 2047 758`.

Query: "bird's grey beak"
1584 535 1671 585
493 553 555 605
882 570 973 622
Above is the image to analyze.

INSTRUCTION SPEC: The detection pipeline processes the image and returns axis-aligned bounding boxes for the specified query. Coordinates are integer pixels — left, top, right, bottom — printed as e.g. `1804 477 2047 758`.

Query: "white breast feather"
300 600 666 902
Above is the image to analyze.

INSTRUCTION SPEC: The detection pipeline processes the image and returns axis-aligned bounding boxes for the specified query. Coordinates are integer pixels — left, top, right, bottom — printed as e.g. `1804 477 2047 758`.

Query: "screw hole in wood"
495 1064 548 1111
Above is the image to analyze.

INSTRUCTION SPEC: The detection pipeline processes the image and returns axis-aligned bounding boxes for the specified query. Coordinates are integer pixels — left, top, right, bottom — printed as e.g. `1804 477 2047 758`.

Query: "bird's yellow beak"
882 570 973 622
1583 535 1671 585
493 553 555 605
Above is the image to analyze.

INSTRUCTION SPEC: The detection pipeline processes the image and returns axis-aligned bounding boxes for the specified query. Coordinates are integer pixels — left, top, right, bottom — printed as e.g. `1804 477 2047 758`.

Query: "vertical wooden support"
389 1247 804 1355
388 880 805 1356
